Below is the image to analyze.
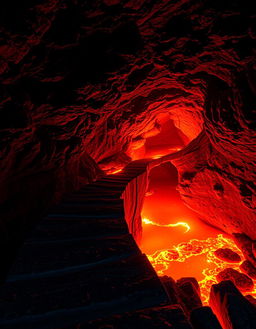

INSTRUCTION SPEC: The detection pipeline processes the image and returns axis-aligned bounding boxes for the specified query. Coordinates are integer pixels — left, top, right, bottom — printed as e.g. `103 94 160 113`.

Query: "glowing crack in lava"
140 162 256 304
143 219 256 303
106 168 123 175
142 217 190 233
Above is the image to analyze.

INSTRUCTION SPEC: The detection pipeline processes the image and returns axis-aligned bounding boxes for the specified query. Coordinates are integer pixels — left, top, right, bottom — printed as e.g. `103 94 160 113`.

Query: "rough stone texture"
160 276 203 315
214 248 241 263
190 306 222 329
176 277 202 313
0 1 256 273
252 242 256 259
240 260 256 279
233 233 256 267
210 280 256 329
216 268 254 292
160 276 185 306
121 161 149 241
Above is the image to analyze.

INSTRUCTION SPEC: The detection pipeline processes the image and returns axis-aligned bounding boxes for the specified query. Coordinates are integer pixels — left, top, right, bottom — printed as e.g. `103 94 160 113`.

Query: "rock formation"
0 0 255 289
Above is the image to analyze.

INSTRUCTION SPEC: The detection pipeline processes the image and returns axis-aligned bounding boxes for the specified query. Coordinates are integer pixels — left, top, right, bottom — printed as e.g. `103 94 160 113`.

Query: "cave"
0 1 256 328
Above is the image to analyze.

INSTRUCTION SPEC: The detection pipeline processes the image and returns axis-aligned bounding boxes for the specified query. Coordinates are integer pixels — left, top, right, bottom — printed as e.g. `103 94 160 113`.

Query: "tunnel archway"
119 119 256 305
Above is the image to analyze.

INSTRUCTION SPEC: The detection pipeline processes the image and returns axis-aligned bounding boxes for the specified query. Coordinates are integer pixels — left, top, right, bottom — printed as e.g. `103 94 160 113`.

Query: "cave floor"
0 160 192 329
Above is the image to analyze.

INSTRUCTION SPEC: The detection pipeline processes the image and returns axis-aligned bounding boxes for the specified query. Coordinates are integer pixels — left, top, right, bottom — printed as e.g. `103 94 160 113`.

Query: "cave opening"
123 116 256 305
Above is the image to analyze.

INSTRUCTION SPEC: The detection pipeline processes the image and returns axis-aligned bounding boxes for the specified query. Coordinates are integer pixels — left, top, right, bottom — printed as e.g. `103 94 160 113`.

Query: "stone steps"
72 305 193 329
10 234 140 275
0 161 184 329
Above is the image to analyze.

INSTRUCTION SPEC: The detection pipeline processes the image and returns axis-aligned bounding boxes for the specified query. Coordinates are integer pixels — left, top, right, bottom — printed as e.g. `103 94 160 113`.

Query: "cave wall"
0 0 255 265
172 131 256 239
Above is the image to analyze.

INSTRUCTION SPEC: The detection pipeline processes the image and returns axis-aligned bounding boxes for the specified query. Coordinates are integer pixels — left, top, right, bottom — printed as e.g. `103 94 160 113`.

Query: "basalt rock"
176 277 202 313
214 248 241 263
216 268 254 292
233 233 256 267
240 260 256 279
245 295 256 307
210 280 256 329
190 306 222 329
160 276 183 306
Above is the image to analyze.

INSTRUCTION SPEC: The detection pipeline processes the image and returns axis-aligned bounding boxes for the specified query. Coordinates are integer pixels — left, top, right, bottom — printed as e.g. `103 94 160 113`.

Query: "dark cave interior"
0 0 256 328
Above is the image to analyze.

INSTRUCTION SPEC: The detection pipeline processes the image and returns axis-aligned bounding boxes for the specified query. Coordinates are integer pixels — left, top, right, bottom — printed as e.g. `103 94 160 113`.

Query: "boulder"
190 306 222 329
176 277 202 313
216 268 254 292
232 234 256 267
160 276 182 305
210 280 256 329
240 260 256 279
214 248 241 263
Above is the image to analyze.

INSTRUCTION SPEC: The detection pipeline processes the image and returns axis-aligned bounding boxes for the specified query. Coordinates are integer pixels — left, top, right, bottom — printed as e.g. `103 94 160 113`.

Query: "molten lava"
140 162 256 304
142 217 190 233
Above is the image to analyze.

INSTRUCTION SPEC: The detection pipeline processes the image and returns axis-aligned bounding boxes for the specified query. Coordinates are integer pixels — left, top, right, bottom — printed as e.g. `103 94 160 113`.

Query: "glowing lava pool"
140 162 256 304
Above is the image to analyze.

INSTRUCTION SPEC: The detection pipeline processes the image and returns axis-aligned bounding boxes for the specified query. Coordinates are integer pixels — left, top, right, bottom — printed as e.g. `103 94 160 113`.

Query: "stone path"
0 160 192 329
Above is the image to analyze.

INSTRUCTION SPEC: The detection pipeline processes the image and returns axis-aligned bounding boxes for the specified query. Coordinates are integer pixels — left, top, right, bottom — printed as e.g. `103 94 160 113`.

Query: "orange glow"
126 116 186 161
140 163 256 304
107 168 123 175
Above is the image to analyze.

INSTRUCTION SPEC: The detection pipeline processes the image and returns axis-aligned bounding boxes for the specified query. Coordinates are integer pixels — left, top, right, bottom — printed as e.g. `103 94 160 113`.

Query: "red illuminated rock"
252 241 256 259
214 248 241 263
216 268 254 292
210 280 256 329
240 260 256 279
232 233 256 267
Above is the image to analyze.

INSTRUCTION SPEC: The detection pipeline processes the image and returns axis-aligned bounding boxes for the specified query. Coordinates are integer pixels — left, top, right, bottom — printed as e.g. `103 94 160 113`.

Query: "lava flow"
142 218 190 233
140 162 256 304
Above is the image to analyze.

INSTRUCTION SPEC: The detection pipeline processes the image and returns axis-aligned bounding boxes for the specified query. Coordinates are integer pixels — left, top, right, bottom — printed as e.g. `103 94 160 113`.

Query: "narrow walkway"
0 160 192 329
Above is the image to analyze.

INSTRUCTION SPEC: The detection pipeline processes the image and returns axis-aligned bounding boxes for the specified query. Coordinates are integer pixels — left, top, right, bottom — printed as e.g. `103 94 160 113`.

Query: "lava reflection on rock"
140 162 256 304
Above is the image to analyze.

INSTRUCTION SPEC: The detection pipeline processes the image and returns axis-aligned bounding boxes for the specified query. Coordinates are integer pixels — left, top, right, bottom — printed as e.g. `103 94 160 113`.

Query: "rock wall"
0 0 255 264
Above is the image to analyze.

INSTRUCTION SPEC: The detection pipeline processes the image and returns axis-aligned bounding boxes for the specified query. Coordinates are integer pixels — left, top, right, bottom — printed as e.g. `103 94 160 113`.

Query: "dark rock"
160 276 182 305
232 233 256 267
176 277 202 313
216 268 254 292
190 306 222 329
78 305 193 329
210 280 256 329
240 260 256 279
177 277 201 296
245 295 256 307
214 248 241 263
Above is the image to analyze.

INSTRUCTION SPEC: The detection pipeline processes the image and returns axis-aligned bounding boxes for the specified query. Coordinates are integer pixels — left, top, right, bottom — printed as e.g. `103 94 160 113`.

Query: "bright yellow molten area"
142 217 190 233
143 218 256 304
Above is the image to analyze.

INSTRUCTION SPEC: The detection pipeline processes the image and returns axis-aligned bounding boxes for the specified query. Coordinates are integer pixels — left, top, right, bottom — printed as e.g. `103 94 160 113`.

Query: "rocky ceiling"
0 0 255 274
